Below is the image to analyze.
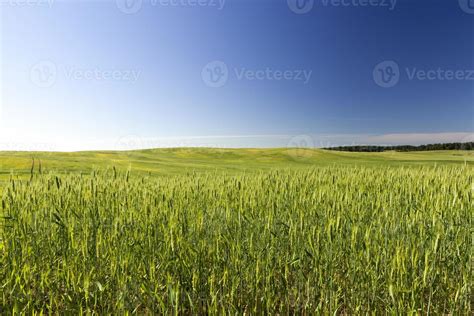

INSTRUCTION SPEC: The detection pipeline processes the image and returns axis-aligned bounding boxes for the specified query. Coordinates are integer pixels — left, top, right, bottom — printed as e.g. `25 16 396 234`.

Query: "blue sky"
0 0 473 150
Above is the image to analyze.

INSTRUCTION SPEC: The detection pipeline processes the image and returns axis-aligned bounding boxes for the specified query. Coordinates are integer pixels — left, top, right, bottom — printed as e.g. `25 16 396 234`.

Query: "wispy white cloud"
0 132 472 152
364 132 474 146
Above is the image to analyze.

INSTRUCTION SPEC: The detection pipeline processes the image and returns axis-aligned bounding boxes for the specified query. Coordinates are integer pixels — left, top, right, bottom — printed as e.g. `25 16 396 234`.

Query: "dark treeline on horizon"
325 142 474 152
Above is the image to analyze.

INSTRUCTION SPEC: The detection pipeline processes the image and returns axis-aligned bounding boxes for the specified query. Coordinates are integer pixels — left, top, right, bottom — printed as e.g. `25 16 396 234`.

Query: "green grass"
0 149 472 313
0 148 472 178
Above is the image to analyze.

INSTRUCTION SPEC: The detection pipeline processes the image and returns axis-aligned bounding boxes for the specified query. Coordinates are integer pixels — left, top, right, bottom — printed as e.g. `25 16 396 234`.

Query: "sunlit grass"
1 165 472 313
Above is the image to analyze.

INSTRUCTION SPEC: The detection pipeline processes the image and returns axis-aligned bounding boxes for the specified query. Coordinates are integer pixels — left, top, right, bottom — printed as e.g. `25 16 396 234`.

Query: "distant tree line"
324 142 474 152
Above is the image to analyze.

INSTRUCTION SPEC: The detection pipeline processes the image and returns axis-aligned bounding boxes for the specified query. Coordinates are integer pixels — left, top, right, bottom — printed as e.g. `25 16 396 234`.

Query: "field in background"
0 149 472 313
0 148 473 179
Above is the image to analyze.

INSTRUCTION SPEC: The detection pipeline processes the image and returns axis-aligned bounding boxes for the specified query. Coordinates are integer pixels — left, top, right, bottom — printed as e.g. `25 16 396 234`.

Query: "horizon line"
0 132 472 153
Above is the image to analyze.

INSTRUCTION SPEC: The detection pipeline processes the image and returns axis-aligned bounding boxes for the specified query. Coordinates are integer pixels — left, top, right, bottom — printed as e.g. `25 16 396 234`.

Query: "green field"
0 148 473 177
0 149 472 313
